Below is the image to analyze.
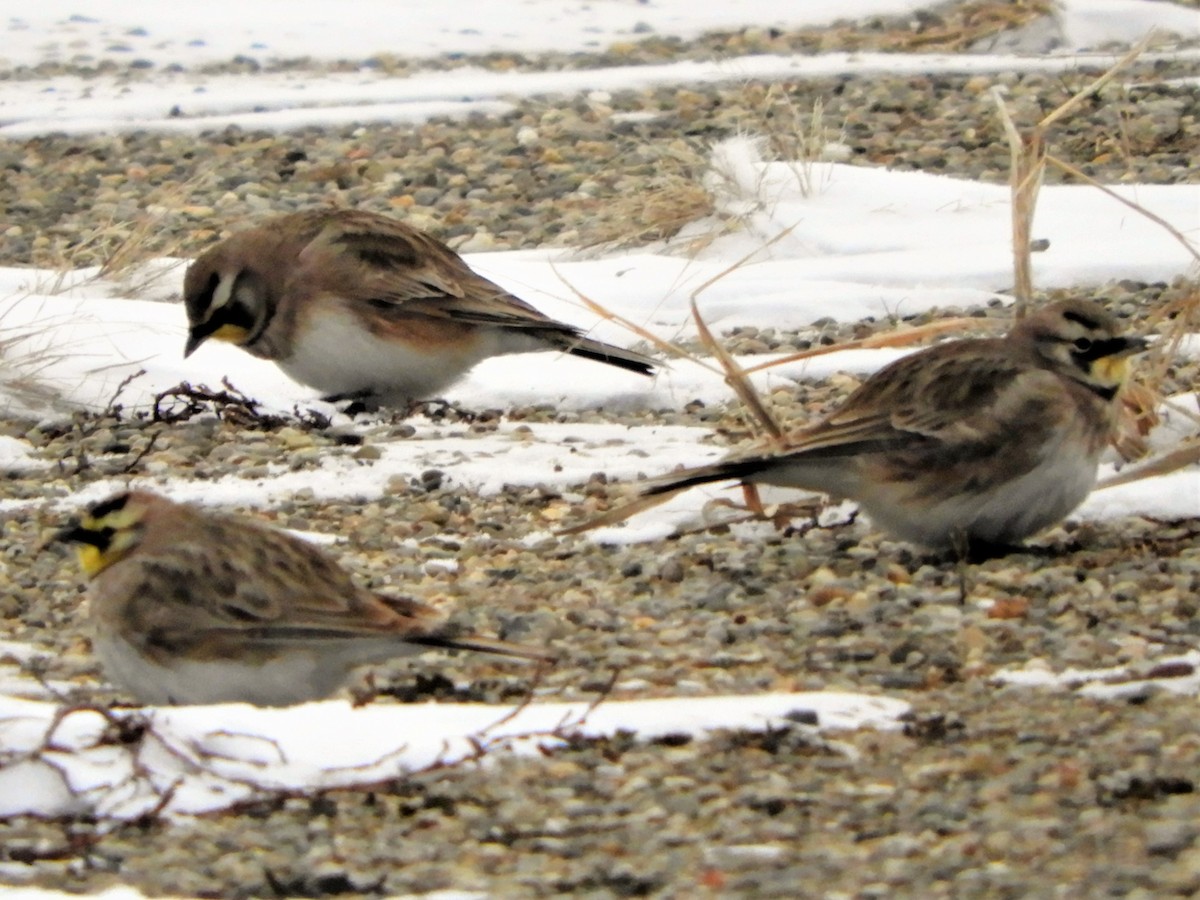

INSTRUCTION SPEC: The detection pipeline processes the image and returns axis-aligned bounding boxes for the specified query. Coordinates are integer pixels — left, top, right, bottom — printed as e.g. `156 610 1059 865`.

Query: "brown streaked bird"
182 209 656 405
53 491 551 706
637 299 1147 552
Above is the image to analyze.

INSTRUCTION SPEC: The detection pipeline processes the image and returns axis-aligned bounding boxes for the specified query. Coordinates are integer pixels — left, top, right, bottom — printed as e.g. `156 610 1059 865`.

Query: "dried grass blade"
1038 33 1156 131
1097 439 1200 490
557 490 683 536
1044 155 1200 265
549 262 704 368
740 316 997 375
691 297 783 442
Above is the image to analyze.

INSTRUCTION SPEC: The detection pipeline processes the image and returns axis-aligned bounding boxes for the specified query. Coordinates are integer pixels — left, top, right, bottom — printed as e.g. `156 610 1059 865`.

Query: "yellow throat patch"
211 323 251 345
75 543 110 578
1091 354 1130 389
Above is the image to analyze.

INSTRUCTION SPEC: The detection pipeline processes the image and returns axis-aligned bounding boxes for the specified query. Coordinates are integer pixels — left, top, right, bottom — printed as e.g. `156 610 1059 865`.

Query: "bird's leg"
320 389 380 416
407 398 478 423
740 482 767 518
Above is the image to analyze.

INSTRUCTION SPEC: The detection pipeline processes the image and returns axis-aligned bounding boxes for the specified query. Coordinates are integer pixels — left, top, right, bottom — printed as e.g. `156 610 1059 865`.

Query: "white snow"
9 50 1200 138
994 652 1200 700
0 691 909 820
1 0 1198 823
2 0 1195 69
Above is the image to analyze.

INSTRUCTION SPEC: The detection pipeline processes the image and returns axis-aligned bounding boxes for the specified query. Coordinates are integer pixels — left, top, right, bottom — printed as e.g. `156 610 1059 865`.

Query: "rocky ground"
2 2 1200 898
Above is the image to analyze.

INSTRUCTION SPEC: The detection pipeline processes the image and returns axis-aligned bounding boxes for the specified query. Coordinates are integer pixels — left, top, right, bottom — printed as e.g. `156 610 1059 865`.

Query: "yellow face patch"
211 323 251 345
1091 355 1130 387
69 505 145 577
75 543 110 578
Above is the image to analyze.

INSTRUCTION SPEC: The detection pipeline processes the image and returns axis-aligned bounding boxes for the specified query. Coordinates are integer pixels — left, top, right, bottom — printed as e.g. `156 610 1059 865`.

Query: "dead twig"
549 263 706 368
740 316 1000 375
1044 155 1200 266
685 224 802 443
691 298 784 443
150 378 329 431
119 430 163 474
1097 438 1200 490
991 33 1157 316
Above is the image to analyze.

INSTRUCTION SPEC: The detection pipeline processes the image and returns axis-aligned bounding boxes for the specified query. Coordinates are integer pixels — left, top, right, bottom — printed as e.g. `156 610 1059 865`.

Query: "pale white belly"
276 305 532 402
91 631 343 706
863 449 1100 549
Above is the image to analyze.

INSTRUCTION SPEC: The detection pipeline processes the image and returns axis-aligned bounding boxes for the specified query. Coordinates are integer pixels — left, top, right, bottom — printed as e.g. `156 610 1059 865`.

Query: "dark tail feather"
409 632 556 664
643 457 773 497
563 336 656 376
558 457 777 535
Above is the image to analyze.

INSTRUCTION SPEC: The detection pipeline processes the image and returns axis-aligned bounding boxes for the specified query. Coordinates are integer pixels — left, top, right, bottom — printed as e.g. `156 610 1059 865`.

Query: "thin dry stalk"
1044 155 1200 266
755 87 842 198
550 264 710 368
1038 37 1157 132
992 33 1157 317
1147 287 1200 391
684 225 805 442
557 489 681 536
37 162 217 291
691 297 783 442
0 304 77 414
568 140 717 250
991 88 1042 315
1098 438 1200 490
740 316 1000 375
1117 284 1200 453
1037 153 1199 456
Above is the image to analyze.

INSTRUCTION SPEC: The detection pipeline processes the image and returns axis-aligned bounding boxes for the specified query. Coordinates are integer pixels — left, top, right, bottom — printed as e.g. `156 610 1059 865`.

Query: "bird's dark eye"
1073 337 1093 353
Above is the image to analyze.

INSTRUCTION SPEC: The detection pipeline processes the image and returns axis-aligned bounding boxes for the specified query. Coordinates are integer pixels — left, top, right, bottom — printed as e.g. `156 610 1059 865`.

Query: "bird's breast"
277 300 497 399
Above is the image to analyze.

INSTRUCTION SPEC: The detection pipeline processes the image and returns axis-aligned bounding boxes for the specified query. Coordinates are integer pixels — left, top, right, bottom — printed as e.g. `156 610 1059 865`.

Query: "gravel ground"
3 3 1200 898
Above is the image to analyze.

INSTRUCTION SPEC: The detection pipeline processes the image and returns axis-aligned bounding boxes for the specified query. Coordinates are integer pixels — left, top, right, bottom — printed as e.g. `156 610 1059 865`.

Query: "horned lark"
641 299 1147 552
53 491 550 706
182 209 656 405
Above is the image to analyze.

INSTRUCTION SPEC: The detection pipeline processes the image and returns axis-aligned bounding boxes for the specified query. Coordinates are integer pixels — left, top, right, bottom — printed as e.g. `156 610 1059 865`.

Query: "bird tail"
557 456 773 536
409 631 557 664
642 456 772 496
560 335 657 376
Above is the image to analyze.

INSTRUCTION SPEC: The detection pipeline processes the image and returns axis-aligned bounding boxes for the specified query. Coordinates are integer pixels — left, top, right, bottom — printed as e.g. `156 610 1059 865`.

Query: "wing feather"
646 338 1064 496
292 210 574 334
116 515 440 650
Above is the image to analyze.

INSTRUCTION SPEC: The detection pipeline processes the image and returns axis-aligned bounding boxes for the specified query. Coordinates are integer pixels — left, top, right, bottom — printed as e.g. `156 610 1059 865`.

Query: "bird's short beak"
185 321 249 356
38 522 88 553
1115 335 1150 357
184 327 207 358
48 523 105 548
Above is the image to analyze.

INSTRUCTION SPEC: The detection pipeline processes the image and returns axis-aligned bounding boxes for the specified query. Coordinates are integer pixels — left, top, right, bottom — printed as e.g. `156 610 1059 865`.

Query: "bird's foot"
406 398 481 423
319 390 380 416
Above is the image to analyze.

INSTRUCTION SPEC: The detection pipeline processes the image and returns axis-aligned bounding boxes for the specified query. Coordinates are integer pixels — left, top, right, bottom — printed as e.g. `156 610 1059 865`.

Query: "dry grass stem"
1044 155 1200 266
690 297 783 443
1097 438 1200 490
1117 283 1199 457
991 87 1042 314
557 490 682 536
755 87 842 198
36 162 217 295
684 224 806 441
0 305 76 414
992 33 1157 317
1038 35 1159 132
568 141 716 250
740 316 1001 375
549 264 712 369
